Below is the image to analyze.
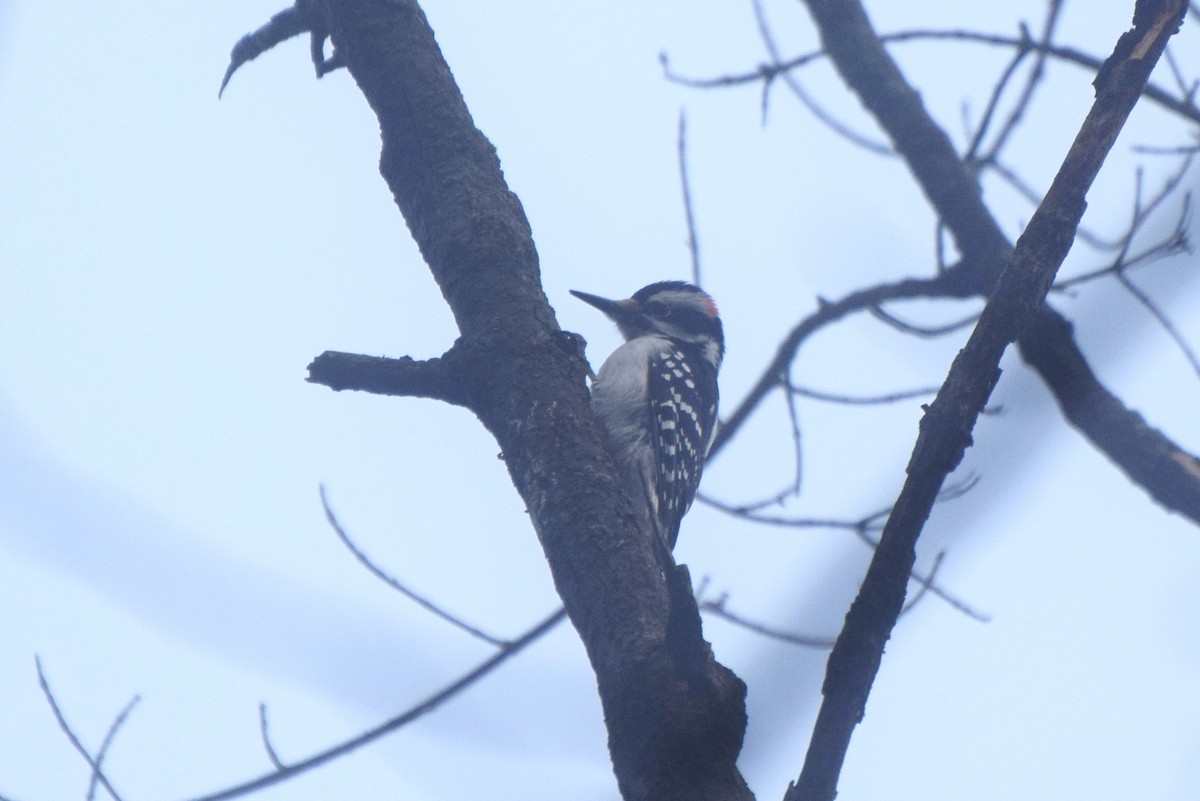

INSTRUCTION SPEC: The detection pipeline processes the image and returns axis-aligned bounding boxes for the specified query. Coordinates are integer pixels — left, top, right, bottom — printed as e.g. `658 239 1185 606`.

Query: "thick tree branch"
227 2 752 798
307 350 470 406
786 4 1187 801
1020 308 1200 520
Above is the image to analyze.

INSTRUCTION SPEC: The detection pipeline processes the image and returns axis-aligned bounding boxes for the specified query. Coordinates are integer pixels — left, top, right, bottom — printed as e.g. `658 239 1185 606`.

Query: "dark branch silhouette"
308 351 469 406
257 704 286 771
666 27 1200 126
786 3 1187 800
36 658 127 801
87 695 140 801
677 111 703 287
319 485 511 647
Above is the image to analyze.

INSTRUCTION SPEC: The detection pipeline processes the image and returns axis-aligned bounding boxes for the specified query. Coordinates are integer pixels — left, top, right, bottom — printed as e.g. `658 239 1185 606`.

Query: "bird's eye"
645 301 670 318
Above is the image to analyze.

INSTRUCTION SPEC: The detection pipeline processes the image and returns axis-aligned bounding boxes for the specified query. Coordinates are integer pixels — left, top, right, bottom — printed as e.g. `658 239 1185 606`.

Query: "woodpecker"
570 281 724 550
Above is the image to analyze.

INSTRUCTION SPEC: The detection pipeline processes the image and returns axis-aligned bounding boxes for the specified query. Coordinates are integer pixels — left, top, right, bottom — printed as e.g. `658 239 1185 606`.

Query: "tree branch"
1019 308 1200 521
786 4 1187 800
307 350 470 406
184 609 567 801
35 657 126 801
666 28 1200 126
320 484 511 646
713 0 1200 530
228 1 754 798
711 273 976 460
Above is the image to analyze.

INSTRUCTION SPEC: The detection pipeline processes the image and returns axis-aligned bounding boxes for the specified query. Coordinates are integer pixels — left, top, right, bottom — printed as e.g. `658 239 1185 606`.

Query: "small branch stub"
307 350 469 407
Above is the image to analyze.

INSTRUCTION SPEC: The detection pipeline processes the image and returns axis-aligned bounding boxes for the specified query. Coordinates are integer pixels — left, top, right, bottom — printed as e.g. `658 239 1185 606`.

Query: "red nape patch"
703 296 719 317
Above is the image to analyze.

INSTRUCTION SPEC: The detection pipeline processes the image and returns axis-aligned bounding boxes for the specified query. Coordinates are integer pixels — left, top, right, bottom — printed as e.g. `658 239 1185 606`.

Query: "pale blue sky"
2 2 1198 800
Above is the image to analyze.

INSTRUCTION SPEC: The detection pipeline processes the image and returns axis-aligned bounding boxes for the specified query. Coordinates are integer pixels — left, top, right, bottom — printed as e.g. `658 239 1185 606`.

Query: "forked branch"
786 3 1187 800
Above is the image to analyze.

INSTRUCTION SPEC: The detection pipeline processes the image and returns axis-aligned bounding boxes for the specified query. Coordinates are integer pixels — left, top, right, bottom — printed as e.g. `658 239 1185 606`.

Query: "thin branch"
710 272 977 461
783 379 805 496
700 491 988 621
853 521 991 623
1109 167 1200 378
963 29 1034 162
1162 42 1194 98
787 382 938 406
677 110 703 287
668 27 1200 125
1053 155 1192 289
988 157 1126 251
35 657 126 801
700 493 882 531
899 551 946 615
751 0 894 154
977 1 1064 164
88 696 140 801
1118 269 1200 378
1132 142 1200 155
1053 204 1190 287
258 704 286 771
320 485 510 647
184 608 567 801
700 594 836 649
868 303 980 338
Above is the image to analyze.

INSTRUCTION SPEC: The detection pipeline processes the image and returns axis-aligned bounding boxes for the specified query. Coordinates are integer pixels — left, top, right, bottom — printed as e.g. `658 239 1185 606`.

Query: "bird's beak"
570 289 639 323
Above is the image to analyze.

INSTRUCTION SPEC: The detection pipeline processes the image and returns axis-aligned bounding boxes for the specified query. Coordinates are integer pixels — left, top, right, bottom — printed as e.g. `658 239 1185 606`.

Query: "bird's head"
570 281 724 368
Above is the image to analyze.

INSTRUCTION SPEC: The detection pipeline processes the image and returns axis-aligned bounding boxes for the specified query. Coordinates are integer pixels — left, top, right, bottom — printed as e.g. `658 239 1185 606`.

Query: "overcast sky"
2 2 1198 800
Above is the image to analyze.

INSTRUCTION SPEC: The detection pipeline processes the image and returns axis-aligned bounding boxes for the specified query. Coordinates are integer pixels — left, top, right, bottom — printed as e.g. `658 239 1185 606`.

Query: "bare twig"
668 27 1200 125
751 0 893 154
1132 142 1200 155
783 379 805 496
899 551 946 615
320 485 510 648
700 490 987 621
989 157 1126 251
1109 168 1199 378
258 704 287 771
787 383 938 405
976 1 1064 164
963 29 1034 162
1054 155 1193 289
853 523 991 623
677 111 703 287
869 303 980 338
35 657 126 801
699 493 883 530
1118 267 1200 378
184 608 567 801
711 272 978 461
88 695 140 801
700 594 836 648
